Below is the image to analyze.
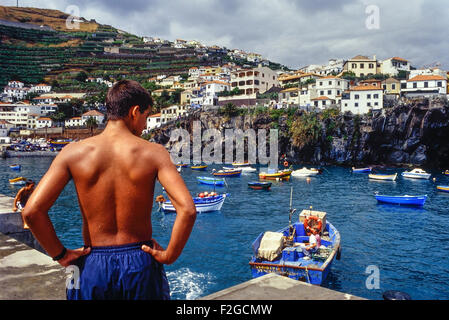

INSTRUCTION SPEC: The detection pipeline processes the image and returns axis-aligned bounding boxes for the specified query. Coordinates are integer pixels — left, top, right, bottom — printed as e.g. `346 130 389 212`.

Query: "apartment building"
230 66 279 96
343 55 380 77
401 75 447 98
381 57 411 76
341 85 383 114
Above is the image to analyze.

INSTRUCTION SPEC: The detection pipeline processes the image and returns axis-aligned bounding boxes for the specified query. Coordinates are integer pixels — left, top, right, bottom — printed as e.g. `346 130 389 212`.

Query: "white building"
36 117 53 128
30 83 52 94
409 68 447 79
279 88 300 105
300 59 344 76
203 81 231 106
299 84 318 107
3 85 29 101
65 117 83 128
401 75 447 97
341 85 383 114
82 110 105 125
230 66 279 96
315 77 349 101
160 105 188 124
146 113 161 131
381 57 411 76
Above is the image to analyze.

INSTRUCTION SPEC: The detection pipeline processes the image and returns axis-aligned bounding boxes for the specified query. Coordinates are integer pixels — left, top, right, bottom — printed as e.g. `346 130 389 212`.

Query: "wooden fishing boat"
374 193 427 206
9 177 27 185
436 185 449 193
9 164 21 171
232 162 250 167
401 168 431 180
259 169 292 180
212 168 242 177
292 167 320 177
248 181 272 190
175 163 188 167
368 173 398 181
352 167 371 173
249 193 341 285
49 140 71 148
161 193 228 213
197 176 225 186
191 164 208 171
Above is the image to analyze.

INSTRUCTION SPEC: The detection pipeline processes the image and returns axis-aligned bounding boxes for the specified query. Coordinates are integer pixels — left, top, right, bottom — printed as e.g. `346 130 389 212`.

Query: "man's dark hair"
26 180 35 186
106 80 153 120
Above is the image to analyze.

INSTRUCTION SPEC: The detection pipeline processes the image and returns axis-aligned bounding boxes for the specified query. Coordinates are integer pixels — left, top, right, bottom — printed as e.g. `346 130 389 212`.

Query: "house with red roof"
341 85 383 114
401 75 447 98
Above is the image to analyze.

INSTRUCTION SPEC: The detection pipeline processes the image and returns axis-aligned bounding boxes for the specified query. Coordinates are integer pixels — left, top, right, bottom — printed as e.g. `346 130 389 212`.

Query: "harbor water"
2 157 449 300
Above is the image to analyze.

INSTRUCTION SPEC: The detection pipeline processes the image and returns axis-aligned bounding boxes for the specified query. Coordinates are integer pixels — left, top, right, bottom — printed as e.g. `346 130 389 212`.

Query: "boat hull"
9 177 27 185
375 194 427 206
213 170 242 177
437 186 449 193
368 173 397 181
248 182 271 190
191 165 208 171
259 170 292 180
197 177 225 186
352 167 371 173
9 165 21 171
162 194 227 213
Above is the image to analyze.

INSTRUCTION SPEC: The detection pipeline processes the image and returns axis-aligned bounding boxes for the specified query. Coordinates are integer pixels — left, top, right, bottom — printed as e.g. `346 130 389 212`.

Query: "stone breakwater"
5 150 58 158
149 98 449 169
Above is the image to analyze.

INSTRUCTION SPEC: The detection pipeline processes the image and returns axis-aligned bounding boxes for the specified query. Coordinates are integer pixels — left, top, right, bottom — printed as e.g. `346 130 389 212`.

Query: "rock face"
149 98 449 168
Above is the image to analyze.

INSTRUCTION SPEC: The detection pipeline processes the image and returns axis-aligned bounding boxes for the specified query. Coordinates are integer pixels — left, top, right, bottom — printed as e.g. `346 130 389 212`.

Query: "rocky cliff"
149 97 449 169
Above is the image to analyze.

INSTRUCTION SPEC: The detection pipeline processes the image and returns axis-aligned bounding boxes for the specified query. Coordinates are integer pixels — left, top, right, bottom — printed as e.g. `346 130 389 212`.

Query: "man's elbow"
181 204 197 221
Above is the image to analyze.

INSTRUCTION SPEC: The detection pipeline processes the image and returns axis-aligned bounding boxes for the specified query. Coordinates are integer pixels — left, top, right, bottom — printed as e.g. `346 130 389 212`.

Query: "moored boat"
249 197 341 285
374 193 427 206
212 168 242 177
160 193 228 213
443 170 449 176
232 162 250 167
292 167 320 177
352 167 371 173
368 173 398 181
223 166 256 172
9 164 21 171
436 185 449 193
175 163 188 167
191 164 208 171
401 168 431 180
49 140 71 149
248 181 272 190
259 169 292 180
9 177 27 185
197 176 225 186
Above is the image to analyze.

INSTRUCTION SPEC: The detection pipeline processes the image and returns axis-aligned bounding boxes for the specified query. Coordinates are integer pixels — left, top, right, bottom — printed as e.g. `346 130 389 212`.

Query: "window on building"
360 63 364 68
352 63 357 68
367 94 371 99
319 82 323 86
254 80 260 85
355 94 359 99
355 103 359 107
327 90 331 95
392 84 396 90
369 63 374 69
374 102 378 106
424 82 428 88
437 81 442 87
374 94 379 99
413 83 417 88
367 102 371 107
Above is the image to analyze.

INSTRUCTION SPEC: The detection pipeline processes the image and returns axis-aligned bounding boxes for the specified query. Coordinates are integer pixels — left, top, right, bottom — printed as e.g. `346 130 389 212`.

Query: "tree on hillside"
75 71 88 82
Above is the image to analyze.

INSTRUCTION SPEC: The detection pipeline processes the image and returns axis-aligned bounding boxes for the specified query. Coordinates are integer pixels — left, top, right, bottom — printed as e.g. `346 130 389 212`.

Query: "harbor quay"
0 193 364 300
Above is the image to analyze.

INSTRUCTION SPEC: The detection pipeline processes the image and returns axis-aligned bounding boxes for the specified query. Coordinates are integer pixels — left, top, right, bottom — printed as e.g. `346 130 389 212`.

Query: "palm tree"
85 117 98 136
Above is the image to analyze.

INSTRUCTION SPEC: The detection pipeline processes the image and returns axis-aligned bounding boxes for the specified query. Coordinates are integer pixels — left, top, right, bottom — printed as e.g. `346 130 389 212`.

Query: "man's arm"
142 145 196 265
22 146 90 266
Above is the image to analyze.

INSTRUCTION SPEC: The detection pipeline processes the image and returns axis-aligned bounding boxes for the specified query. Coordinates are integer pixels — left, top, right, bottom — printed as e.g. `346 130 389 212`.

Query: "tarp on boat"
257 232 284 261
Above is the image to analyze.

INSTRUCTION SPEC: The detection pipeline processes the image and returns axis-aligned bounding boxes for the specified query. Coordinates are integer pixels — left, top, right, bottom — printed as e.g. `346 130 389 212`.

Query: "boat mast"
288 187 296 237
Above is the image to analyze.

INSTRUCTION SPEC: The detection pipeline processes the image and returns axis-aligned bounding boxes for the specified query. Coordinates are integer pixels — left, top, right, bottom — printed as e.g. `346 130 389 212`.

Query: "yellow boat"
259 169 292 180
9 177 27 185
191 165 208 171
444 170 449 176
437 185 449 193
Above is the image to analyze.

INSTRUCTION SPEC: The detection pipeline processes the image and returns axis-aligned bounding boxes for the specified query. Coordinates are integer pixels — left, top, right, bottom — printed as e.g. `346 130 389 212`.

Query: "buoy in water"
306 177 311 183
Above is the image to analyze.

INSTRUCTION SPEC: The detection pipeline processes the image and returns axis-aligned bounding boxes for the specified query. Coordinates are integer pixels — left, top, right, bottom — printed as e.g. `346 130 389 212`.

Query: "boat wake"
167 268 216 300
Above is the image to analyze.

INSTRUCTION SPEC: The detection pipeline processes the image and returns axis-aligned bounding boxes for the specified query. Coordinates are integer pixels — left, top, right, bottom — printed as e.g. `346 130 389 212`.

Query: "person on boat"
300 228 321 259
22 80 197 300
12 180 35 229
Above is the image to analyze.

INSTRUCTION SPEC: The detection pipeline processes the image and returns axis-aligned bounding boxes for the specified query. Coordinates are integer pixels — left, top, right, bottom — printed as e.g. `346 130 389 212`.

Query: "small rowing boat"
191 164 208 171
160 193 228 213
292 167 320 177
175 163 188 167
9 164 21 171
436 185 449 193
368 173 398 181
352 167 371 173
232 162 250 167
443 170 449 176
212 168 242 177
259 169 292 180
401 168 431 180
9 177 27 185
374 193 427 206
248 181 272 190
197 176 225 186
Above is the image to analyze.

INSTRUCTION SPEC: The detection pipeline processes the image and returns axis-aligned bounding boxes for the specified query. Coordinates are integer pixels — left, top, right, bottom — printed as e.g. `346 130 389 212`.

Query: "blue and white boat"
9 164 21 171
161 193 228 213
197 176 225 186
374 193 427 206
437 186 449 193
249 191 341 285
352 167 371 173
401 168 431 180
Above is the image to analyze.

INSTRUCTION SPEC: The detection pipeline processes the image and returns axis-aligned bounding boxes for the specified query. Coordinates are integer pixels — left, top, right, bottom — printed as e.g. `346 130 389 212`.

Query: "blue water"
2 157 449 300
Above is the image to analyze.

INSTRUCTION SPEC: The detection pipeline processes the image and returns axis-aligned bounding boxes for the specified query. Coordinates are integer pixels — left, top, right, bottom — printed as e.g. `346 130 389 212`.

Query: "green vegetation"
289 112 322 148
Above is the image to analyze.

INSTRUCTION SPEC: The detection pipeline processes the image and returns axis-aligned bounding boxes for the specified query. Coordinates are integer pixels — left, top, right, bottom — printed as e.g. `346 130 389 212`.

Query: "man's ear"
128 105 140 119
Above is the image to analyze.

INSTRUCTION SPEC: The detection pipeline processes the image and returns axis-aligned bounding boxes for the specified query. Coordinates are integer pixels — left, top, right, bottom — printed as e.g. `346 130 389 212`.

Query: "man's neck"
102 119 136 136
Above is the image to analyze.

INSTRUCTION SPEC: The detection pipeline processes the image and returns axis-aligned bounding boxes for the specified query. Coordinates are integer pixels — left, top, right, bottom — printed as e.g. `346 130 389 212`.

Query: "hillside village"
1 6 448 143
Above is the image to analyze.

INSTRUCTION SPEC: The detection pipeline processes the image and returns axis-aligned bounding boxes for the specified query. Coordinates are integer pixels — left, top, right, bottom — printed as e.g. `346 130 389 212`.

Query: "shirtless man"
22 80 197 300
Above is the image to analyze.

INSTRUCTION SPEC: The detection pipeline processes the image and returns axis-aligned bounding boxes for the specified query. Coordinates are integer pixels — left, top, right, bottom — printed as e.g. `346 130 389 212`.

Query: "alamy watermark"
169 121 279 167
65 5 81 30
365 265 380 289
365 5 380 30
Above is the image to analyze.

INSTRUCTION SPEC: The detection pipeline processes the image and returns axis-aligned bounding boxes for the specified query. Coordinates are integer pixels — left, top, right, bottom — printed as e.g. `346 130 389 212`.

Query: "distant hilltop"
0 5 101 32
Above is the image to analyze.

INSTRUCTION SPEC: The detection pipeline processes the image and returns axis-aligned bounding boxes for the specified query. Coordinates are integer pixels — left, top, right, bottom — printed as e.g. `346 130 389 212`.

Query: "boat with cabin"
401 168 431 180
291 167 320 177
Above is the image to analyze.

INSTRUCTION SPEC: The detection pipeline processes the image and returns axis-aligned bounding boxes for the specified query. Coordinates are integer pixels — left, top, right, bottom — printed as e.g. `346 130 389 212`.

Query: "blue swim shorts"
66 241 170 300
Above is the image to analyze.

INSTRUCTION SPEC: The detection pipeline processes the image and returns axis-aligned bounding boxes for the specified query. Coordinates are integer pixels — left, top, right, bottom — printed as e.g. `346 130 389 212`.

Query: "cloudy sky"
2 0 449 70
